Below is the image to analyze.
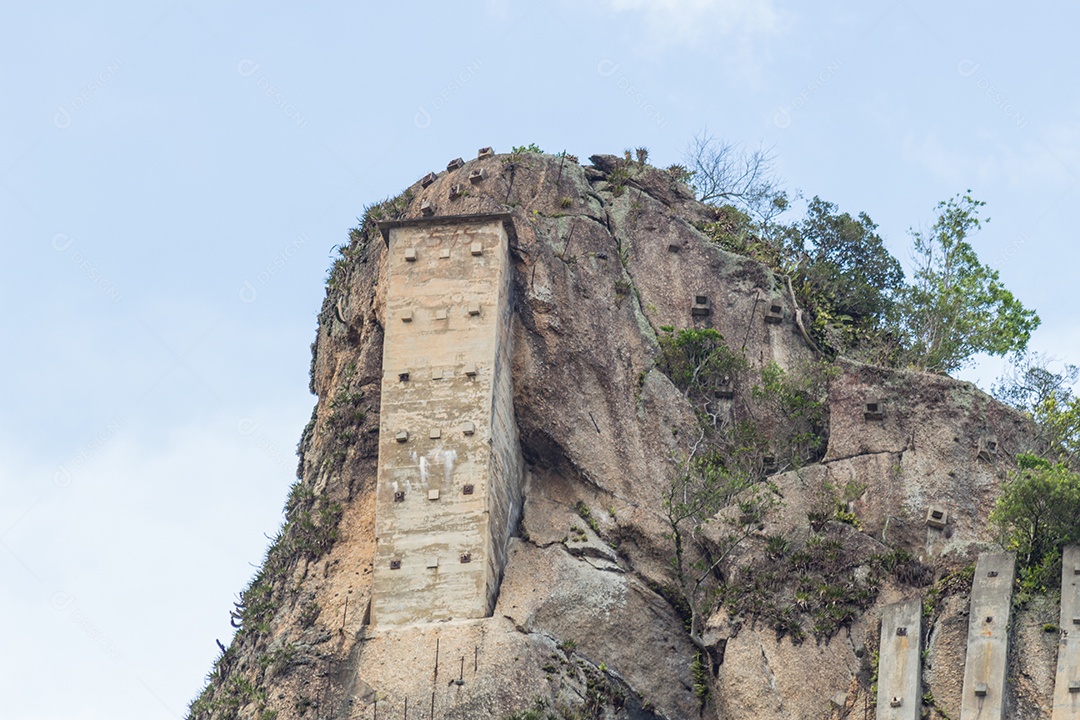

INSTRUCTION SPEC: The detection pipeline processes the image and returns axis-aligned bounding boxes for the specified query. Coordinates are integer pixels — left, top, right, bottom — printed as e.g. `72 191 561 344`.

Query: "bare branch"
683 129 786 221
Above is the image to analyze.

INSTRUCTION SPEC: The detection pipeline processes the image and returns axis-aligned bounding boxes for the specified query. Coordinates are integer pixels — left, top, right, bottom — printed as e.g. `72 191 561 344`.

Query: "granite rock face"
189 152 1049 720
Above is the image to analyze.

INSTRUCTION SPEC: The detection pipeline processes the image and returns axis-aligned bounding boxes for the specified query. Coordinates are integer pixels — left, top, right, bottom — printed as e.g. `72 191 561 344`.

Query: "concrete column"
876 597 922 720
371 213 523 626
1053 545 1080 719
960 552 1015 720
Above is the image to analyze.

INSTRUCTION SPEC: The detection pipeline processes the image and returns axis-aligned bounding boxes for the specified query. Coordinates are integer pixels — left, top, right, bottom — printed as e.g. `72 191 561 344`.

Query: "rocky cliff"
188 151 1057 720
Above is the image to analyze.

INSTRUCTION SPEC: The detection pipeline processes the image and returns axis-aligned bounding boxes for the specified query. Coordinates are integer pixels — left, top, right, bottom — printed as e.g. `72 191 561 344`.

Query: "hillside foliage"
893 193 1040 373
686 146 1039 372
994 353 1080 466
991 454 1080 591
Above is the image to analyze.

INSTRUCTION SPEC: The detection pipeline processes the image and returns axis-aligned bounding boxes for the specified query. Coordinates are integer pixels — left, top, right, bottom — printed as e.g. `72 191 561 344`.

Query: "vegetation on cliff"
894 193 1039 373
685 136 1039 373
990 354 1080 589
188 144 1066 720
991 454 1080 593
994 353 1080 466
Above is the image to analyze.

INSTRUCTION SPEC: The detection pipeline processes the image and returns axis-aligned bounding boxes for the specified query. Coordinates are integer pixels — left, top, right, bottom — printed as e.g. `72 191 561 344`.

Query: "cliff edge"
188 151 1055 720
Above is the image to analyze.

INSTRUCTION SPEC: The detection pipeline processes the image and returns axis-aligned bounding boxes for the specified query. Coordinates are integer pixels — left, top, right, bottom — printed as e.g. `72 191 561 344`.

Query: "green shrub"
656 327 749 409
667 164 694 185
892 193 1039 373
752 360 836 467
575 501 600 533
993 354 1080 467
699 206 778 267
991 454 1080 591
782 196 904 356
691 652 710 699
721 526 886 644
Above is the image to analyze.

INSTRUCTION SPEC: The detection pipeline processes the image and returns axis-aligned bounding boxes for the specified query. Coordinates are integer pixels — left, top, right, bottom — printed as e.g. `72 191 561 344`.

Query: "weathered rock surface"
189 151 1056 720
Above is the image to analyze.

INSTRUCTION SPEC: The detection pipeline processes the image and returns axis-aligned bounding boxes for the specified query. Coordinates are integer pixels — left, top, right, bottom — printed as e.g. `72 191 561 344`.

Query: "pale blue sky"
2 2 1077 718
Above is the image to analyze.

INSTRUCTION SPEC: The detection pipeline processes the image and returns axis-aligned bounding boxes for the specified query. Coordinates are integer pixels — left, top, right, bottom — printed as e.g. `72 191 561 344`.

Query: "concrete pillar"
371 213 523 626
1053 545 1080 719
877 598 922 720
960 552 1016 720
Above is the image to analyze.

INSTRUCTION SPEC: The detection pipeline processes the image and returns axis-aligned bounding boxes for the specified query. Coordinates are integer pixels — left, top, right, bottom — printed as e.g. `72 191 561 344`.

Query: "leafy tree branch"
892 192 1039 373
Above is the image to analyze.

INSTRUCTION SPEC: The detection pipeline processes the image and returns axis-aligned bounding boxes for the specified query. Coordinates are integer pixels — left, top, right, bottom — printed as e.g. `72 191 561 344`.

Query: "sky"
1 2 1078 718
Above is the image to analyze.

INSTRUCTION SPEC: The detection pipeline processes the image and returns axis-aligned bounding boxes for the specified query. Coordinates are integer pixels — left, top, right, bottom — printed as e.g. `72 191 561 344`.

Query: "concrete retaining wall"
877 597 922 720
960 552 1015 720
371 215 523 625
1053 545 1080 719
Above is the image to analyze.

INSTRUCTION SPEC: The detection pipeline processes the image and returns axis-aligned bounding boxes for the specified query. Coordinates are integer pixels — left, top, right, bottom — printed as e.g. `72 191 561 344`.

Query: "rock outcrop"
188 151 1051 720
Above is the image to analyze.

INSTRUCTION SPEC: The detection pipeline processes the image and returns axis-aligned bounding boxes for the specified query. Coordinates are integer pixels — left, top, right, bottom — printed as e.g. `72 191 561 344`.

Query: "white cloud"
486 0 510 20
900 132 1001 188
603 0 783 47
1002 122 1080 188
0 409 305 720
902 121 1080 195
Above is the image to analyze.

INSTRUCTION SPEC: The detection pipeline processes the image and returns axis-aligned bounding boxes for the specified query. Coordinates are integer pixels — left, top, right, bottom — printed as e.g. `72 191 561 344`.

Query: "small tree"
784 197 905 354
994 353 1080 465
893 193 1040 374
656 326 749 422
990 454 1080 590
751 360 836 468
683 130 788 222
656 329 834 475
665 438 776 675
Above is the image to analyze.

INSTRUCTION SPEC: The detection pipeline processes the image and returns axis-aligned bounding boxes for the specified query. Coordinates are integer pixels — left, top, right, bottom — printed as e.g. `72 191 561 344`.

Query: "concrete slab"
1053 545 1080 719
960 552 1016 720
877 598 922 720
